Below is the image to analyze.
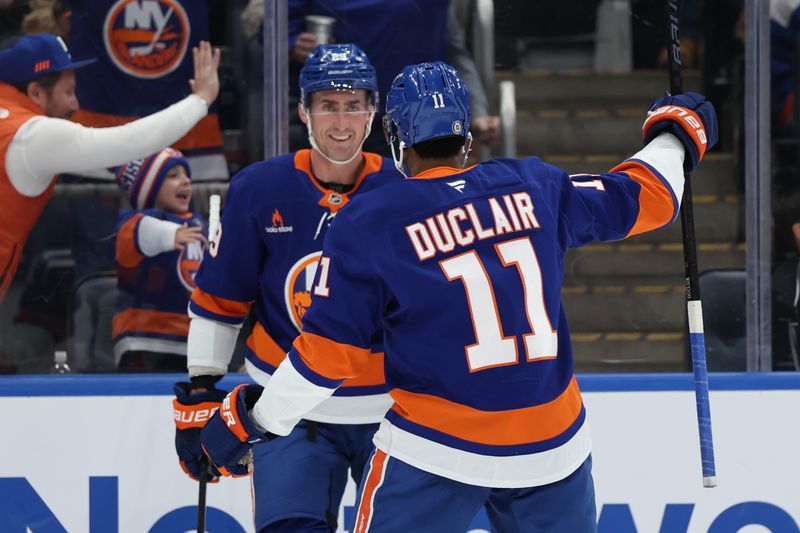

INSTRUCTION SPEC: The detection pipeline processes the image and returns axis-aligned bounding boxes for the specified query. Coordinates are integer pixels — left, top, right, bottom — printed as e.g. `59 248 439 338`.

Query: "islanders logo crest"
284 252 322 332
104 0 190 79
176 237 205 291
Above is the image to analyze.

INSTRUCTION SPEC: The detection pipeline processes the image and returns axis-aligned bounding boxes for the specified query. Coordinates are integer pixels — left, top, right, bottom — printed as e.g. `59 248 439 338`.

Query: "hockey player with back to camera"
196 61 717 532
171 44 401 533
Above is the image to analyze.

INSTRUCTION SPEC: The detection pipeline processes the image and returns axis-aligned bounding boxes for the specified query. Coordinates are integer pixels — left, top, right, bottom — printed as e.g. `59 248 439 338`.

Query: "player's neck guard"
305 109 374 166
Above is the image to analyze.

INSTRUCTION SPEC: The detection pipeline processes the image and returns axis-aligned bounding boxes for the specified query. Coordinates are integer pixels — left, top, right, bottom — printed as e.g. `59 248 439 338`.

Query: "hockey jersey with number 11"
252 134 686 488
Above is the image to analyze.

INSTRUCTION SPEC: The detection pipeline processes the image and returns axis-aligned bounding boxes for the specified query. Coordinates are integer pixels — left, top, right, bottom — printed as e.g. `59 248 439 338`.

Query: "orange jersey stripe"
112 308 189 338
71 110 223 151
292 332 375 383
247 322 287 367
613 160 676 237
389 376 584 446
191 288 252 318
355 449 388 533
249 324 385 387
115 213 145 268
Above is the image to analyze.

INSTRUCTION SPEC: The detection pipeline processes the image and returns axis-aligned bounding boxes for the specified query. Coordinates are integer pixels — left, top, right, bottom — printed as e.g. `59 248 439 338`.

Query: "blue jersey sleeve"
543 158 679 248
288 213 388 383
189 171 263 325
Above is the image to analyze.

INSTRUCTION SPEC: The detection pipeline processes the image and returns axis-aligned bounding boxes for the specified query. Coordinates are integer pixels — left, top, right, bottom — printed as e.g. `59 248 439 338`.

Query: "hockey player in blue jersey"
198 62 718 532
171 44 401 532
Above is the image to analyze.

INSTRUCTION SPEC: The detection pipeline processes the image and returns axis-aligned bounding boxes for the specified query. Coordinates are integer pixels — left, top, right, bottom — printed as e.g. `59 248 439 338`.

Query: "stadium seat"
69 271 121 373
698 269 747 371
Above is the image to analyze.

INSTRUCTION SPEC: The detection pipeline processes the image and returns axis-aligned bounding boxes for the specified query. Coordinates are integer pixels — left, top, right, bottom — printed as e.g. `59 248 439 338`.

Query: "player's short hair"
411 136 465 160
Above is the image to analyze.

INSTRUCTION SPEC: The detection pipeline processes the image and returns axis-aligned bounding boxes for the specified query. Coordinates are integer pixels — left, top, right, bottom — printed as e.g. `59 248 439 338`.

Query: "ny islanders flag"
69 0 228 181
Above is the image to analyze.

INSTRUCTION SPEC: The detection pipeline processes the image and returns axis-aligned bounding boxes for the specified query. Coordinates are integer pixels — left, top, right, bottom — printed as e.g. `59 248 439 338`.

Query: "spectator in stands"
770 0 800 195
112 148 207 372
68 0 227 182
21 0 70 39
0 0 29 48
772 190 800 371
0 33 220 303
64 0 227 281
241 0 500 154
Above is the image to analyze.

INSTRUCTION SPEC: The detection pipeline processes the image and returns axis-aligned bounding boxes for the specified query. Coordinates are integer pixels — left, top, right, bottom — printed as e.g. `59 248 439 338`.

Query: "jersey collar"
293 149 383 212
411 165 475 180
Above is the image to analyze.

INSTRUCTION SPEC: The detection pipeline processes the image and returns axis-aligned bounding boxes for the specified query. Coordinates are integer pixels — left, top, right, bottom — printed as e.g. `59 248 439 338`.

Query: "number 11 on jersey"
440 236 558 372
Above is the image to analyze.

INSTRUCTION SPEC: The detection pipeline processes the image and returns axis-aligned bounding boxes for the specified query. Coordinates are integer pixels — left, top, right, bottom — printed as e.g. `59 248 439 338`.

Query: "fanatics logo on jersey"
265 208 294 234
447 179 466 193
103 0 190 79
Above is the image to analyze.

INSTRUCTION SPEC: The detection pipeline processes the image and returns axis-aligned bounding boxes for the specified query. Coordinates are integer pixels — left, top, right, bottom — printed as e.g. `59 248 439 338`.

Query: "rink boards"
1 373 798 533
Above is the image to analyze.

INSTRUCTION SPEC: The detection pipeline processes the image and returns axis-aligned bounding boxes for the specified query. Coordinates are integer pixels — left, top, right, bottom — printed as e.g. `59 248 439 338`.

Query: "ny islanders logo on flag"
103 0 190 79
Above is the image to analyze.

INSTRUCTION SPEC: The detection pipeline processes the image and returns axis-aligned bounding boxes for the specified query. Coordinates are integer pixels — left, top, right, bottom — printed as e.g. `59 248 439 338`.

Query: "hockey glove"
173 379 227 482
200 384 272 477
642 92 718 173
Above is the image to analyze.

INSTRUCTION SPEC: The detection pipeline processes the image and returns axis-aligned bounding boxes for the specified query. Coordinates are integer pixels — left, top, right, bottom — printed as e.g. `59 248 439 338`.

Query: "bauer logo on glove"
642 91 718 173
201 384 268 477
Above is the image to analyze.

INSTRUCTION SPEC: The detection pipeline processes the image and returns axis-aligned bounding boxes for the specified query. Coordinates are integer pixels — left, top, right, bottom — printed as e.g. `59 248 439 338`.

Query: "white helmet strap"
304 108 375 166
460 132 473 168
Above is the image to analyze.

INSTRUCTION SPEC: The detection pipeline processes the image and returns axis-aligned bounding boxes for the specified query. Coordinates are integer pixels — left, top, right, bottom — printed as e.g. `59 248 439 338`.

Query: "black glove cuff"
189 374 224 390
243 384 265 410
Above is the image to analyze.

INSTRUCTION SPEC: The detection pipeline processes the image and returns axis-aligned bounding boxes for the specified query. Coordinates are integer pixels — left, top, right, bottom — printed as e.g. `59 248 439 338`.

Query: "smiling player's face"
155 165 192 213
301 89 374 163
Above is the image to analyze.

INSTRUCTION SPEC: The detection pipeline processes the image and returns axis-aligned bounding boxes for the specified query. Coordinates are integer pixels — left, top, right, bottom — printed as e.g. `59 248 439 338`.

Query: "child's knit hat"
115 148 190 209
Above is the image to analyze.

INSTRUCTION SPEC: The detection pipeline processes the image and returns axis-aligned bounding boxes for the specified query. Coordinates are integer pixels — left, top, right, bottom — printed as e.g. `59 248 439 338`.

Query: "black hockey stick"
197 456 209 532
665 0 717 488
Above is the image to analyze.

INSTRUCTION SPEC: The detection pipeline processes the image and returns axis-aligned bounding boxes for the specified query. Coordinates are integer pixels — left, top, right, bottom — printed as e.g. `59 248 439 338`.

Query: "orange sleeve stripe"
191 288 252 318
292 332 373 382
390 376 584 446
612 160 676 237
112 308 189 338
643 107 707 160
341 352 385 387
71 110 223 150
115 213 145 268
248 323 385 387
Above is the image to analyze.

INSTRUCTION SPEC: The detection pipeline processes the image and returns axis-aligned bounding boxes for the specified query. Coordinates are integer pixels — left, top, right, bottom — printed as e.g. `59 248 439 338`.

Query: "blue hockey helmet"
383 61 471 150
299 43 378 108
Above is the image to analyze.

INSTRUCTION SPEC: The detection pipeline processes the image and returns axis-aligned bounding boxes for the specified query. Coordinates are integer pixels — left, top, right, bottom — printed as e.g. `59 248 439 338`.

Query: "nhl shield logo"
104 0 191 79
284 251 322 332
